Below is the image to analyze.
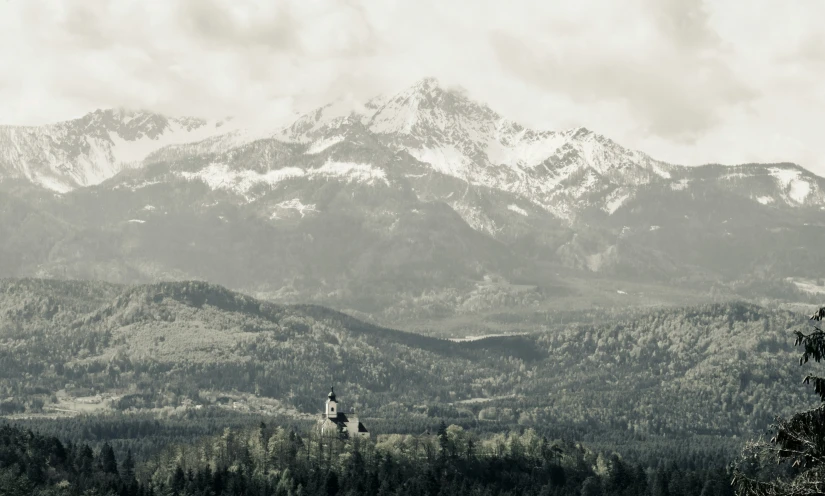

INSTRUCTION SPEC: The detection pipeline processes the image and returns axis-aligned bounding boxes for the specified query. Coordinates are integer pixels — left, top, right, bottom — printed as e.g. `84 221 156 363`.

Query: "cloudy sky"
1 0 824 174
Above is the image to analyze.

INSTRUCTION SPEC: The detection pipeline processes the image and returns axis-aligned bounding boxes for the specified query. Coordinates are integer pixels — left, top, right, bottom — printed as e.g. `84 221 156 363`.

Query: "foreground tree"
733 307 825 496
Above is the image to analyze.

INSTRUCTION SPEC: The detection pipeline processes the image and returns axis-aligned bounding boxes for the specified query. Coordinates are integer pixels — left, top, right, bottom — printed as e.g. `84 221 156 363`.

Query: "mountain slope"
1 78 825 320
0 138 539 317
263 78 678 221
7 79 822 220
268 78 825 220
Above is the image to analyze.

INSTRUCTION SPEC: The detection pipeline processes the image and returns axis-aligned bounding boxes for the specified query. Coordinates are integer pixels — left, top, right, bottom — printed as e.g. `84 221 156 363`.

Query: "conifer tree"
122 449 136 483
99 442 119 475
734 306 825 495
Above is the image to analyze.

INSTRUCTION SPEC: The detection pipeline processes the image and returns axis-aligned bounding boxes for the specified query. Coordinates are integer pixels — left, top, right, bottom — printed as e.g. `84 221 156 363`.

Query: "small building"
319 387 369 439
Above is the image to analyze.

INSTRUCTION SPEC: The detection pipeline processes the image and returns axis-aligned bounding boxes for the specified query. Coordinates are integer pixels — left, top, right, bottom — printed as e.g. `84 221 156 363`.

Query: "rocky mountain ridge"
0 108 235 192
1 78 824 322
4 79 823 218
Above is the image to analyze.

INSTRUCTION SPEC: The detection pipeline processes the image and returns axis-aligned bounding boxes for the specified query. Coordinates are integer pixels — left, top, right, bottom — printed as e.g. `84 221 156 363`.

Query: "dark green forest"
0 420 739 496
1 279 824 495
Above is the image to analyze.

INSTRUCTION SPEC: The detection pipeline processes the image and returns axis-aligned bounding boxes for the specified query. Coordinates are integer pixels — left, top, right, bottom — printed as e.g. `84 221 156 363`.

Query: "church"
319 387 370 439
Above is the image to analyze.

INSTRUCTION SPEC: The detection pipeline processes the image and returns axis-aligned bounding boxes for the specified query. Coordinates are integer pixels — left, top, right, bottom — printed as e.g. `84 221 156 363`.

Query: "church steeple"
319 387 370 439
326 387 338 418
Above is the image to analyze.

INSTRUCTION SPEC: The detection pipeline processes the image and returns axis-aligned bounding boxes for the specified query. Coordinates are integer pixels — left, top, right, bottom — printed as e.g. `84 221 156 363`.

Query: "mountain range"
1 78 823 326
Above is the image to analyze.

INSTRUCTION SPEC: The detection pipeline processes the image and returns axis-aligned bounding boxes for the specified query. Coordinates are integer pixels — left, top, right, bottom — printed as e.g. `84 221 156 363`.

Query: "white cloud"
1 0 824 175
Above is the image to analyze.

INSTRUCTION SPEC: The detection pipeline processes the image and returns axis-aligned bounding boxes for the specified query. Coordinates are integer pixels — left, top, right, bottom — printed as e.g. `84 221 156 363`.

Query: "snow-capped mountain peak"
366 77 499 136
268 78 825 220
2 78 824 223
0 108 233 191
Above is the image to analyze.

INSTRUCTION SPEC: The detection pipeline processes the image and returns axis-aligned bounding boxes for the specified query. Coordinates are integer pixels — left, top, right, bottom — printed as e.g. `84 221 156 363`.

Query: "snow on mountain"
313 160 388 185
306 135 345 155
769 166 811 204
603 189 632 215
178 159 388 198
7 78 825 291
270 78 825 223
279 97 368 144
671 179 690 191
696 163 825 208
271 199 318 219
4 77 825 227
0 108 234 191
179 163 305 194
143 117 285 165
485 123 570 169
507 204 528 216
448 200 503 236
276 78 677 219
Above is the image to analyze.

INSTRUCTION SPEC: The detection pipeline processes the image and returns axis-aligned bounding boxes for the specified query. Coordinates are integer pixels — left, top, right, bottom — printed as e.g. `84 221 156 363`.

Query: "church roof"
327 412 350 423
322 414 368 434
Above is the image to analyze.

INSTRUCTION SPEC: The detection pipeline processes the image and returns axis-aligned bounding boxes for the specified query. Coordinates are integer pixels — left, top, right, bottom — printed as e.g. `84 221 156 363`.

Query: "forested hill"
0 278 123 331
0 278 819 439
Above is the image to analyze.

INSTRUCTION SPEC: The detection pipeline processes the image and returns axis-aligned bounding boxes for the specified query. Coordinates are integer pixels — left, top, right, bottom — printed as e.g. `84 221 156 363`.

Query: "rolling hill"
0 279 819 438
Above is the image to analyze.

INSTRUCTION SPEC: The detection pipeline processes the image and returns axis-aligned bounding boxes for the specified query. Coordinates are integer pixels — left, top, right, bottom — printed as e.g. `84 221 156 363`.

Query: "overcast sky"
1 0 824 174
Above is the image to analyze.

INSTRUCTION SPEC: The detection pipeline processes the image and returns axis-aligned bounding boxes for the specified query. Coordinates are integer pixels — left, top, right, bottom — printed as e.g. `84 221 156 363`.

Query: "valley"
0 78 823 496
5 0 825 491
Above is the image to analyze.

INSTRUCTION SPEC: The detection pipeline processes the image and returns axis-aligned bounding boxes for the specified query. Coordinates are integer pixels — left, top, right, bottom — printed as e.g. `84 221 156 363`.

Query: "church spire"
326 387 338 418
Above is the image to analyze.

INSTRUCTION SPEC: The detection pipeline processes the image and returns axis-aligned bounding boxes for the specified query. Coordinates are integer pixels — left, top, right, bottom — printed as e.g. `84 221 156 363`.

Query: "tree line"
0 419 737 496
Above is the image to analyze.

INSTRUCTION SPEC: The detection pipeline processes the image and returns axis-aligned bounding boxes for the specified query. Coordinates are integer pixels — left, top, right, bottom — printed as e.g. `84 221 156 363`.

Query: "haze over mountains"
1 78 823 325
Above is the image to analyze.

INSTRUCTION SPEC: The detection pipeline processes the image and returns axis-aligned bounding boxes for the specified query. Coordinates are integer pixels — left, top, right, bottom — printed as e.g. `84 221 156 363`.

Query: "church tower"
319 387 369 439
325 387 338 418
